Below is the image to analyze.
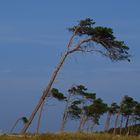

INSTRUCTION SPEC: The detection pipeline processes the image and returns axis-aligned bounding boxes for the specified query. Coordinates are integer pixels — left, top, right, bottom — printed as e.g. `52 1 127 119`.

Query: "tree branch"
67 27 79 49
68 38 93 54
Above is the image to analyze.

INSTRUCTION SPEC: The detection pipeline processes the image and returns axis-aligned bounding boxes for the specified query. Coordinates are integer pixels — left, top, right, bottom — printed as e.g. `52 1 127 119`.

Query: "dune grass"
0 132 139 140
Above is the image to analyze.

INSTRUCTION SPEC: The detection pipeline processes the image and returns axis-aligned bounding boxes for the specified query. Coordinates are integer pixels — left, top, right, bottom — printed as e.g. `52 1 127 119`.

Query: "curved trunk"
20 52 69 134
113 112 120 135
127 115 134 135
10 118 21 133
78 115 87 132
119 114 124 135
104 112 112 131
60 93 71 131
36 101 45 134
125 115 130 128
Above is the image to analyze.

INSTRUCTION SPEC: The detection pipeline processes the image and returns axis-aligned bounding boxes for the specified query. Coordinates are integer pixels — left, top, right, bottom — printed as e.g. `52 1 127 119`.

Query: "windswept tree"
85 98 108 131
113 96 124 135
21 18 130 134
104 102 119 131
120 97 139 135
78 91 96 131
10 117 28 133
60 84 96 131
120 96 137 128
113 96 138 135
60 86 77 131
133 102 140 125
36 88 66 133
131 102 140 135
67 100 82 126
51 88 66 101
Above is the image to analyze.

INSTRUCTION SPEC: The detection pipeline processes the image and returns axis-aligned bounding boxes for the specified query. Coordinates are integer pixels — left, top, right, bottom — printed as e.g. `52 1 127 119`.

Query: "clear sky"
0 0 140 133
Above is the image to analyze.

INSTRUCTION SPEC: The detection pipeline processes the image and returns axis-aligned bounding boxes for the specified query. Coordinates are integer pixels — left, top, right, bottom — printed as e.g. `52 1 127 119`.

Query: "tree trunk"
113 112 120 135
78 114 87 132
119 114 124 135
104 112 112 131
60 93 71 131
127 115 134 135
10 118 21 133
125 115 130 128
36 101 45 134
20 52 69 134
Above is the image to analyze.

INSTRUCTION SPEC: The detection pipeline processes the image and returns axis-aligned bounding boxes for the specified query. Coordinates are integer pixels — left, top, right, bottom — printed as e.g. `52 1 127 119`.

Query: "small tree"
133 102 140 124
77 91 96 131
51 88 66 101
121 96 136 128
60 84 96 131
67 100 82 125
132 102 140 134
113 96 124 135
10 117 28 133
60 85 80 131
85 98 108 131
104 102 119 131
36 88 66 133
113 96 136 135
21 18 130 134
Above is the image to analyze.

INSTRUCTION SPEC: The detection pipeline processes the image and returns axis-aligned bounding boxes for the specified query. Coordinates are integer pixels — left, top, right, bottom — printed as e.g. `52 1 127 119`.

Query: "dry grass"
0 132 139 140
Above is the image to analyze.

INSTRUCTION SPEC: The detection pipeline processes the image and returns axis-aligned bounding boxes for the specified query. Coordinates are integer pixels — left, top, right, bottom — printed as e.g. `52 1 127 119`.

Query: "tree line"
48 85 139 135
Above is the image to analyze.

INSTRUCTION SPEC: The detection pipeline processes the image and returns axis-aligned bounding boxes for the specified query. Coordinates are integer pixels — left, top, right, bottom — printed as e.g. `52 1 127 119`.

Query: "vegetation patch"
0 133 140 140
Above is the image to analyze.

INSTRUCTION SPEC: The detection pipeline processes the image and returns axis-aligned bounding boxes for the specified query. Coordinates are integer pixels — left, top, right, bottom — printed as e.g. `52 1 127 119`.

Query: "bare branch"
68 38 93 54
67 27 79 49
78 47 107 56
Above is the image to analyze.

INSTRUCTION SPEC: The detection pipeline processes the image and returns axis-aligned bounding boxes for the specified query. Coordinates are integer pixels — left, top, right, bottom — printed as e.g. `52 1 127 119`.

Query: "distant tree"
67 99 82 125
113 96 124 135
60 85 80 131
21 18 130 134
121 96 137 128
113 96 137 135
131 102 140 134
133 102 140 124
85 98 108 131
51 88 66 101
104 102 119 131
60 85 96 132
78 91 96 131
36 88 66 133
50 88 67 131
124 100 140 135
10 117 28 133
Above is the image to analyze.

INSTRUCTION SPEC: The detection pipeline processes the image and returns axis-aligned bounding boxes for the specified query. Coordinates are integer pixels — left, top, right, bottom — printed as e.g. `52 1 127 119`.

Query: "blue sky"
0 0 140 133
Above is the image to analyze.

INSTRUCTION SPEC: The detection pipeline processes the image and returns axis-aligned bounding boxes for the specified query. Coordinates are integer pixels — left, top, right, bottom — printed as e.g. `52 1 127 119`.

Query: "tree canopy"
68 18 130 61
